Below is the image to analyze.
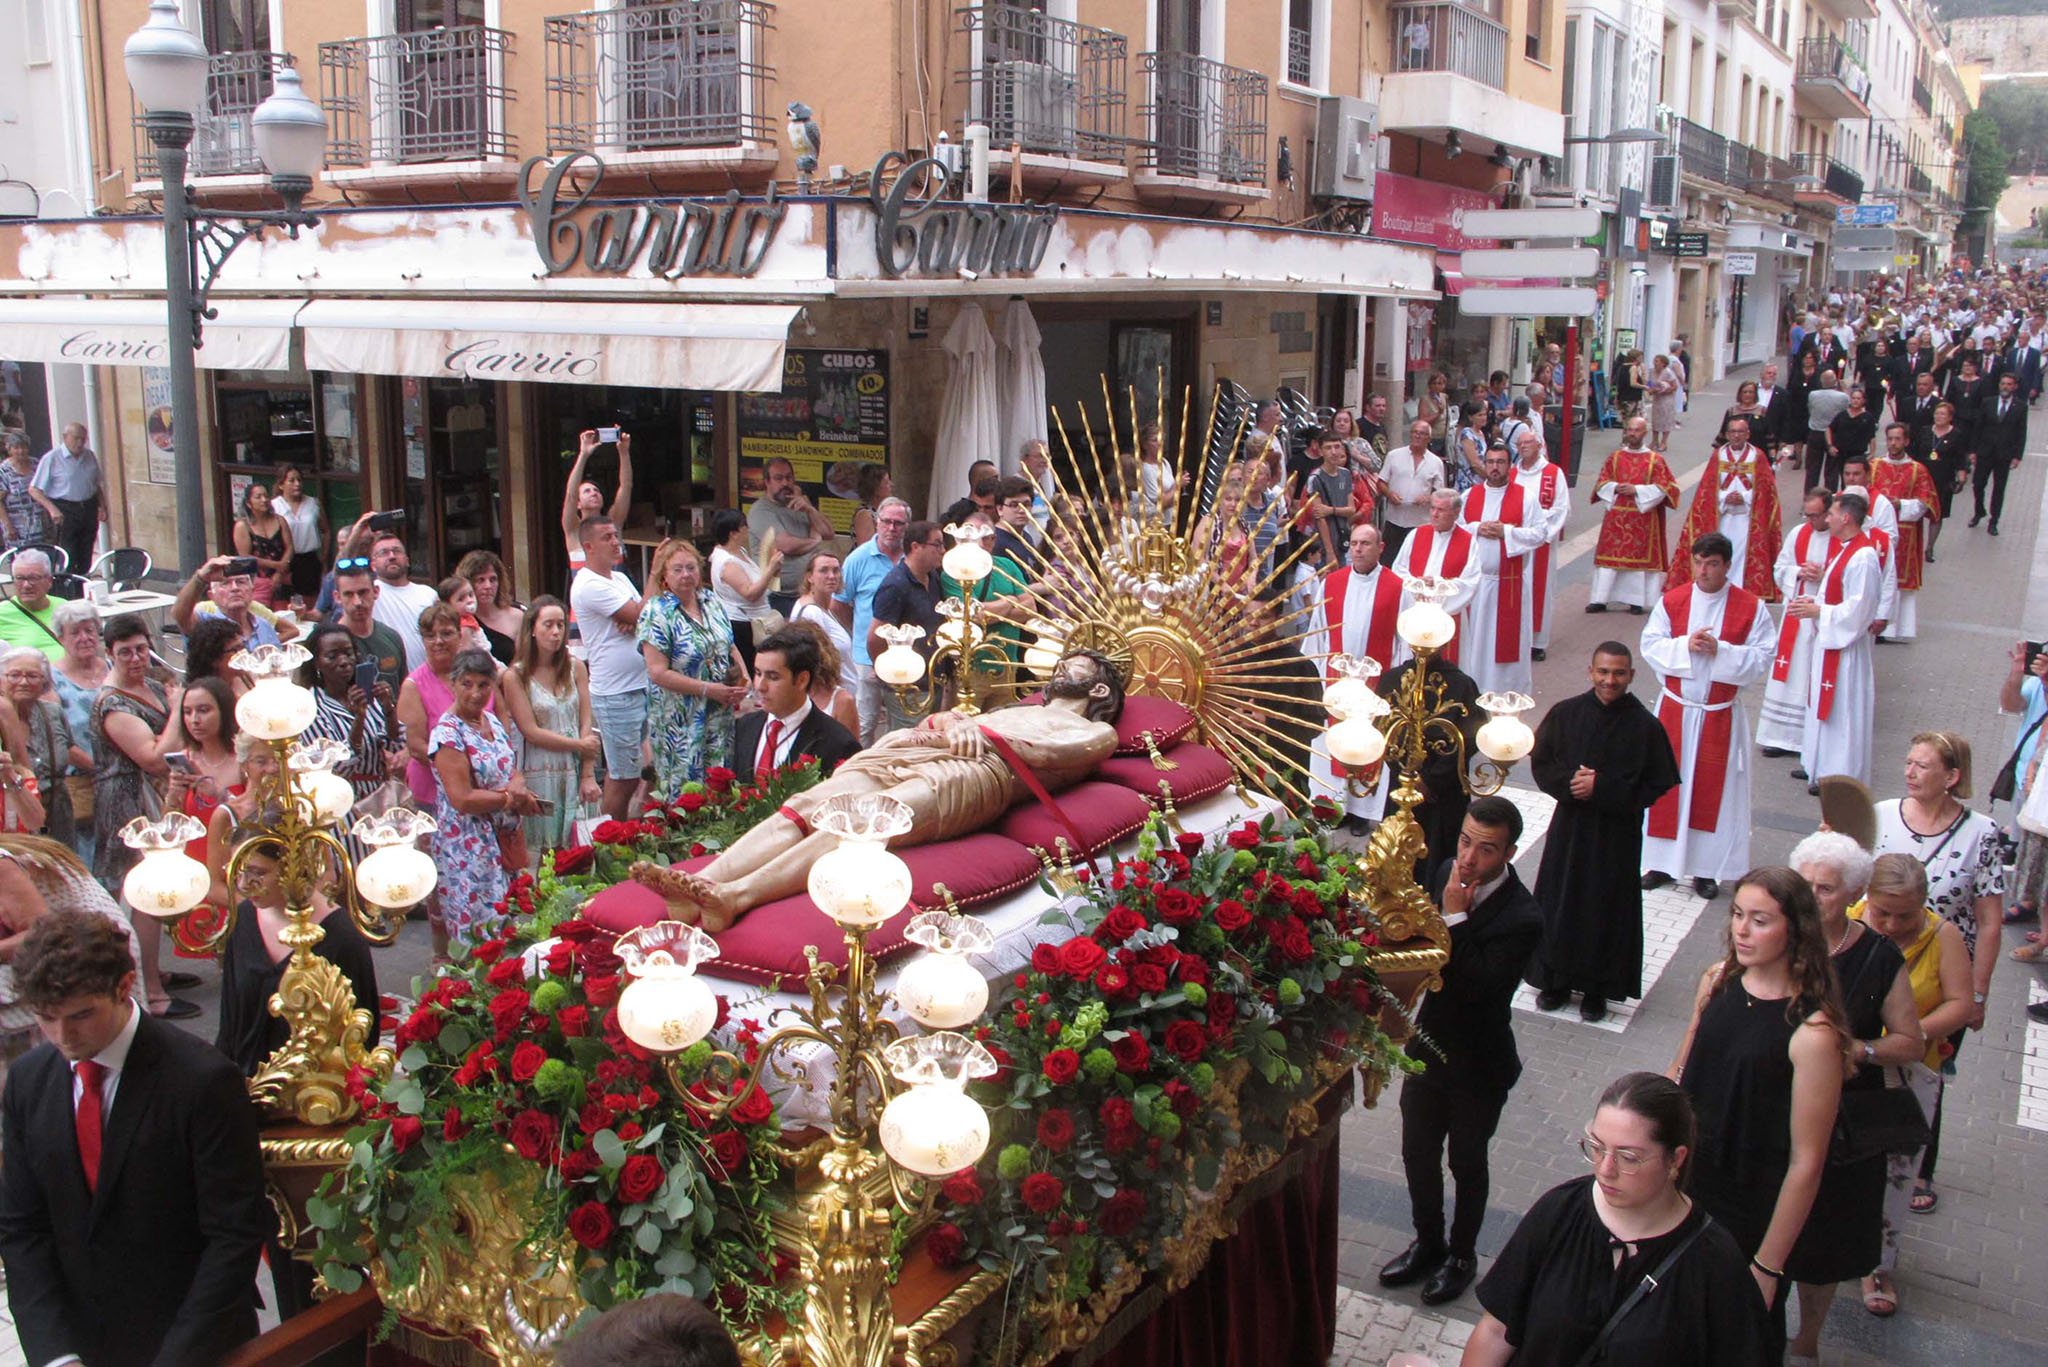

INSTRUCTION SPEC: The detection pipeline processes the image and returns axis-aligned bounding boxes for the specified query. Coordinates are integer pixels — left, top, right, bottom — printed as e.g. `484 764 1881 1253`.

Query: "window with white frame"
1284 0 1329 89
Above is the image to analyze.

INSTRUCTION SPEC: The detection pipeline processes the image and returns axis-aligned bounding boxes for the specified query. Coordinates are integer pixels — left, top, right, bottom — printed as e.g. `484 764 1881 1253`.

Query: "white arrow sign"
1459 207 1605 239
1458 247 1603 279
1454 286 1601 316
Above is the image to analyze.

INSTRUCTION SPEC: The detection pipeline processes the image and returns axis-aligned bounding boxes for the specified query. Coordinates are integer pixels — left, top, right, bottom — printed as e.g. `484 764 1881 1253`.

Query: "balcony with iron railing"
320 26 515 173
1912 75 1932 114
1794 36 1871 119
1789 150 1863 205
954 4 1129 181
544 2 775 170
1673 116 1732 185
1907 163 1933 198
132 49 293 184
1387 1 1508 90
1133 50 1267 200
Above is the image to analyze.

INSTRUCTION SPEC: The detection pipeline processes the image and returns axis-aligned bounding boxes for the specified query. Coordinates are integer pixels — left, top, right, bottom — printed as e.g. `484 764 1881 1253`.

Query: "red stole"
1322 565 1405 677
1647 584 1762 839
1815 533 1874 722
1770 524 1837 684
1399 525 1471 665
1464 481 1529 664
1521 462 1564 628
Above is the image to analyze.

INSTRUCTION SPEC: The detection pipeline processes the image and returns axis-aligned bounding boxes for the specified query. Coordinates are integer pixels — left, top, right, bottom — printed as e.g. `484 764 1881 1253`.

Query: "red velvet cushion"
1017 691 1198 755
995 779 1154 855
581 880 673 935
1095 740 1237 808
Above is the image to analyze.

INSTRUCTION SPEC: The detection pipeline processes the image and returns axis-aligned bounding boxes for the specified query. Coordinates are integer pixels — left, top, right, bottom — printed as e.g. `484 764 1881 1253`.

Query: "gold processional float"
116 378 1538 1367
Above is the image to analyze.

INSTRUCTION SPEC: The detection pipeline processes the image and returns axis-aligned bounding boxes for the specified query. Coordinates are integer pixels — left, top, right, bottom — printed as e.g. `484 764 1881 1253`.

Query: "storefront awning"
1436 253 1467 296
294 300 801 392
0 296 296 370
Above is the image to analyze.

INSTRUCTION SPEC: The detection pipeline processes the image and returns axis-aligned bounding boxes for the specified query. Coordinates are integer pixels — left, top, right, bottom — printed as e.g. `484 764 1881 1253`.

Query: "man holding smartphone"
332 558 407 699
748 457 834 617
172 555 298 650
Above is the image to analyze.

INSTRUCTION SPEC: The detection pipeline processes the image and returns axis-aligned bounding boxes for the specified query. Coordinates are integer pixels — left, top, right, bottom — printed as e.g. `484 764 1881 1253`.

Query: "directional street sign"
1455 286 1601 317
1835 227 1896 251
1836 203 1898 226
1833 248 1899 272
1459 207 1605 240
1458 247 1604 278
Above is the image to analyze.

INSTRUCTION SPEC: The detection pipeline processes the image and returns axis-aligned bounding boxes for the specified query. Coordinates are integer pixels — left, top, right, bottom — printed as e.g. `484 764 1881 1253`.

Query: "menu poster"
737 348 889 534
142 367 177 484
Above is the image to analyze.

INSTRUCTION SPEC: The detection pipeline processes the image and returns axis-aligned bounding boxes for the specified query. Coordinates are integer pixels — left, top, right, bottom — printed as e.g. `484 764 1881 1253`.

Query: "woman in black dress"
1923 402 1969 553
1463 1072 1770 1366
1674 866 1847 1361
1784 834 1922 1362
1781 352 1819 471
1825 389 1880 493
1716 381 1769 448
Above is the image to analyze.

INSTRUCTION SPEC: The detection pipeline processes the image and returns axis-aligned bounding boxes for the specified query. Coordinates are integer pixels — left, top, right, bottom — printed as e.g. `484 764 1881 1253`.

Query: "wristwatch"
1861 1041 1877 1064
1972 991 1988 1005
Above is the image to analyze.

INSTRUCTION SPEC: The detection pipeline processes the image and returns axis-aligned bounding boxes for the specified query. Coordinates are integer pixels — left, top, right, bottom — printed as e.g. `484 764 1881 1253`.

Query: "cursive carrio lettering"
518 152 786 279
869 152 1058 279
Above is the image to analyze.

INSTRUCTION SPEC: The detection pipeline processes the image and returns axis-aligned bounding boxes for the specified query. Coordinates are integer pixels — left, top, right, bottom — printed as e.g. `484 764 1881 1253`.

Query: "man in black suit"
1379 796 1544 1307
1899 371 1942 459
0 911 271 1367
1754 362 1792 458
1974 371 2029 536
1894 332 1933 396
730 626 861 779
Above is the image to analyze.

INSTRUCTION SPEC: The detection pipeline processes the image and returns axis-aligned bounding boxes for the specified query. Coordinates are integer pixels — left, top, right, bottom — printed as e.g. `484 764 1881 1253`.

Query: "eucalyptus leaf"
321 1262 364 1294
305 1195 337 1228
435 1022 473 1057
654 1246 698 1278
593 1129 627 1168
398 1045 429 1074
634 1221 663 1254
637 1123 667 1149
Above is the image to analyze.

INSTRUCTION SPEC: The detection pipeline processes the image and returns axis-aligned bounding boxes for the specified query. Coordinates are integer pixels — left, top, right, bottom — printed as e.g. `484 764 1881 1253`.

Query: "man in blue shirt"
868 520 946 736
2001 639 2048 926
835 496 909 745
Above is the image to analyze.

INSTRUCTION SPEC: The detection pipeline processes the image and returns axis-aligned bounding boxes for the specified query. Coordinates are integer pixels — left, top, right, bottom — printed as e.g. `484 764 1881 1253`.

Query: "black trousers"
49 495 98 575
1399 1076 1508 1258
1383 522 1415 558
1804 435 1834 491
1973 457 2014 524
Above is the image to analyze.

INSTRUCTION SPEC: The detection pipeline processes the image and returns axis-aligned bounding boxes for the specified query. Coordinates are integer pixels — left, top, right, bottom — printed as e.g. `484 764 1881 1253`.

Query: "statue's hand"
945 718 989 759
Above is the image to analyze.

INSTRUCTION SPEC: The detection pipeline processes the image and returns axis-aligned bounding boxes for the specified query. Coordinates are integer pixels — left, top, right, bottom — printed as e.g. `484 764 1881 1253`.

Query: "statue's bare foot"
629 861 703 925
689 877 743 935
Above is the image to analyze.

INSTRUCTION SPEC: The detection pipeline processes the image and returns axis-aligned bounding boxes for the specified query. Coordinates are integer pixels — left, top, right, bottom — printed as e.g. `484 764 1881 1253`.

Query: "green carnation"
1061 1001 1108 1051
997 1144 1032 1181
1189 1062 1216 1093
532 1059 583 1103
1191 923 1226 955
531 979 570 1014
1292 837 1319 855
1277 979 1303 1006
1181 983 1207 1008
678 1040 714 1072
1341 941 1363 958
1231 850 1257 874
1083 1048 1118 1083
1135 832 1160 861
1149 1111 1182 1141
681 781 707 796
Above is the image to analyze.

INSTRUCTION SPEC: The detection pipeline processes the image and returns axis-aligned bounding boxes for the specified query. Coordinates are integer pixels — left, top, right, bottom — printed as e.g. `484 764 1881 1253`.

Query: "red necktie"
756 717 782 783
74 1059 106 1191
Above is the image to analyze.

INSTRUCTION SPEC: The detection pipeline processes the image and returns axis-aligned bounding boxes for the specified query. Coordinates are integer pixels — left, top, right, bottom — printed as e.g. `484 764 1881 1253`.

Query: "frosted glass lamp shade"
1326 716 1387 769
876 645 926 686
894 952 989 1028
356 843 438 909
123 848 211 918
878 1084 991 1177
237 678 319 742
250 66 327 179
124 1 209 116
616 971 718 1052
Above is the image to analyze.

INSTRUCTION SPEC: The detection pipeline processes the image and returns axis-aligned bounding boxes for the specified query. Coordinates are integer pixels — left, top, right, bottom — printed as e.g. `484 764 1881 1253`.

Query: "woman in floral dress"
638 540 749 800
428 650 538 954
500 596 598 852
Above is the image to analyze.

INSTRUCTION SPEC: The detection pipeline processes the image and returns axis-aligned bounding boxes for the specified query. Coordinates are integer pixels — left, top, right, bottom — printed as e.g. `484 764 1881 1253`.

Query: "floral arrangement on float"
543 759 823 886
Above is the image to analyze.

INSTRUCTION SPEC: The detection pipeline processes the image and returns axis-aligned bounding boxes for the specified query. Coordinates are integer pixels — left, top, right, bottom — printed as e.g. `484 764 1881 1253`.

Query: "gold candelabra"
876 522 1024 718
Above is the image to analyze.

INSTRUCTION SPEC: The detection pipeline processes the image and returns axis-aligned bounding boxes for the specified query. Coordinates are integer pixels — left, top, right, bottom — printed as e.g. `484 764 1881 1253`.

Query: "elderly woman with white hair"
1782 831 1923 1356
2 646 82 844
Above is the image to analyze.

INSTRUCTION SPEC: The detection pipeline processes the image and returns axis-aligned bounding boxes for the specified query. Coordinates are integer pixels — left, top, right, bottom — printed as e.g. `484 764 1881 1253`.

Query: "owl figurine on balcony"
787 101 821 191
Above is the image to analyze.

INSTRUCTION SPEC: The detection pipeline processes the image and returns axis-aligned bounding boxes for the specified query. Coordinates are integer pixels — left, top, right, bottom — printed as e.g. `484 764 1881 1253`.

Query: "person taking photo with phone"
172 554 299 652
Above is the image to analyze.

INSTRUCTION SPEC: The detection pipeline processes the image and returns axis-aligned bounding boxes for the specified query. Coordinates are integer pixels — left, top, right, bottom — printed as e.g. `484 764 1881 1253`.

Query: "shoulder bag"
1988 712 2045 806
1569 1213 1719 1367
1825 936 1934 1166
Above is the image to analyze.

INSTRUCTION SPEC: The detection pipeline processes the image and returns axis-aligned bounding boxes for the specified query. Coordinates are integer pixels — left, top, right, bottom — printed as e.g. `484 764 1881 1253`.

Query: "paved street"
1331 366 2048 1366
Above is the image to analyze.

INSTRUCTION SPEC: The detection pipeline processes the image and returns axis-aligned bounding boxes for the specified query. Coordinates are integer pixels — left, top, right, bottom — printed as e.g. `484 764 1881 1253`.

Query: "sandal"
1910 1183 1938 1214
2012 942 2048 963
1861 1271 1898 1317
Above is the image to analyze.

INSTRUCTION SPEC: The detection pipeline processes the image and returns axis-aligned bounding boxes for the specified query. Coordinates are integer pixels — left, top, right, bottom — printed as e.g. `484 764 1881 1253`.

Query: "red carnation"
389 1115 425 1153
567 1200 614 1250
1098 906 1146 943
1132 963 1170 995
707 1129 749 1176
732 1084 774 1127
509 1109 558 1162
557 1005 590 1037
509 1041 548 1083
579 1101 610 1135
942 1170 985 1205
1098 1188 1147 1237
441 1109 470 1142
1164 1021 1208 1063
1094 964 1132 998
677 792 707 813
705 766 736 793
1036 1108 1076 1152
1031 942 1062 974
1153 888 1200 926
617 1154 664 1204
1058 937 1107 979
925 1222 967 1269
1019 1172 1064 1214
1110 1033 1151 1074
1042 1048 1081 1084
552 845 595 876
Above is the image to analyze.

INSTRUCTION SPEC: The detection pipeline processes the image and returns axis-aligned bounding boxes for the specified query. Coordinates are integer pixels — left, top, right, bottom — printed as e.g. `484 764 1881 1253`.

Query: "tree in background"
1961 106 2012 244
1979 85 2048 183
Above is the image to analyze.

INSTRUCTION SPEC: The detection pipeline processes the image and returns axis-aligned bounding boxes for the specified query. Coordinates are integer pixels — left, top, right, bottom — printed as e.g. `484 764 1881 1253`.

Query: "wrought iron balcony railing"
545 2 774 154
1790 150 1864 202
955 5 1128 162
1388 0 1508 90
1912 75 1931 114
1795 36 1872 106
132 50 292 180
319 26 515 167
1138 50 1267 185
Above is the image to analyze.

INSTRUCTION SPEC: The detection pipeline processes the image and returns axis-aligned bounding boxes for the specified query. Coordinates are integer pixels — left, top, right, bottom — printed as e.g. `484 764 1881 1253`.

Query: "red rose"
1310 798 1340 821
705 766 736 793
1293 853 1321 880
557 1005 589 1037
579 1101 610 1135
1036 1108 1076 1152
1094 964 1132 998
1164 1021 1208 1063
985 1045 1014 1087
1099 1096 1134 1130
1153 889 1200 926
552 845 595 876
1103 1122 1140 1154
1227 824 1263 850
1207 993 1237 1032
545 942 576 977
1019 1172 1064 1214
1213 899 1251 932
617 1121 644 1143
509 1109 558 1162
1178 956 1210 988
1098 906 1146 943
677 792 708 813
1098 1188 1146 1236
616 1154 664 1204
509 1041 548 1083
1132 963 1170 995
442 1109 470 1141
1280 922 1315 963
471 938 506 965
560 1146 602 1181
707 1129 749 1175
1031 942 1061 974
584 975 621 1010
925 1221 967 1269
732 1084 774 1127
554 918 599 944
389 1115 425 1153
567 1200 614 1250
488 988 531 1039
942 1169 985 1205
1110 1033 1151 1073
1042 1048 1081 1084
591 819 634 845
1058 937 1107 980
1174 831 1206 857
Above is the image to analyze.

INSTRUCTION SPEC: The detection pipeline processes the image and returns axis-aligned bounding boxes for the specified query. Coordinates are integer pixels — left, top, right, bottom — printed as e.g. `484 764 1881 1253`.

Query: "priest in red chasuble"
1303 523 1410 831
1869 422 1940 641
1588 416 1681 613
1665 416 1782 602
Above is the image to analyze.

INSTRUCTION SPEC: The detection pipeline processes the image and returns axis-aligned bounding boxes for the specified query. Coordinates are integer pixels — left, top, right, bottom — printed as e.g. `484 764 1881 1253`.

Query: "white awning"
295 300 800 392
0 297 296 370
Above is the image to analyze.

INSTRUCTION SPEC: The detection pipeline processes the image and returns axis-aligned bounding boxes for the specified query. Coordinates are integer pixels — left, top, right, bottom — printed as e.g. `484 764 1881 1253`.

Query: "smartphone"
531 797 558 816
354 658 381 695
224 556 260 579
597 425 620 444
2027 640 2045 673
163 751 193 774
367 509 406 533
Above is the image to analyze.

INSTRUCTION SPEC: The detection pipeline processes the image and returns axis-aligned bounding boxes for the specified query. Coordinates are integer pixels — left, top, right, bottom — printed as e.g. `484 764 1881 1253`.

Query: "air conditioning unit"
988 60 1078 157
1645 154 1679 211
1312 95 1379 201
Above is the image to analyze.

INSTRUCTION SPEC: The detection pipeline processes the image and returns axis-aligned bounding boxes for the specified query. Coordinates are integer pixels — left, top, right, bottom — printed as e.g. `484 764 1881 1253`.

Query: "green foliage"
1963 107 2013 215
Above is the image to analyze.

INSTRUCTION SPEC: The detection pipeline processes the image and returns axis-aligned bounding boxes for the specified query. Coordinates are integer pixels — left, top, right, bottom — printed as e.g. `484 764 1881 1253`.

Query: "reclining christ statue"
631 649 1127 929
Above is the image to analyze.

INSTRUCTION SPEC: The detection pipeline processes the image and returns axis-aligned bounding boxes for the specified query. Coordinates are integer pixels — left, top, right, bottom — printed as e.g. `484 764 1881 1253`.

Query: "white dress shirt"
752 698 813 774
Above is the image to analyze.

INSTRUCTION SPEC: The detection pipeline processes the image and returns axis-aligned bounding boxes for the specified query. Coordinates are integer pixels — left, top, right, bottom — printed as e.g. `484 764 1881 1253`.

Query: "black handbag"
1829 1086 1932 1166
1988 713 2045 806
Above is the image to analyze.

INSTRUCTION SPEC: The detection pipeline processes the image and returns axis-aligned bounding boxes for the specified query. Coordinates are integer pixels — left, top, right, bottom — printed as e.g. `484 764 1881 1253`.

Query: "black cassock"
1525 689 1680 1001
1377 657 1482 876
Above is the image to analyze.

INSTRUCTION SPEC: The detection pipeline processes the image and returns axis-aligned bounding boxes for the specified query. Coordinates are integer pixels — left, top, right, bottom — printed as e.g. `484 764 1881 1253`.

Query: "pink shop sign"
1371 172 1500 252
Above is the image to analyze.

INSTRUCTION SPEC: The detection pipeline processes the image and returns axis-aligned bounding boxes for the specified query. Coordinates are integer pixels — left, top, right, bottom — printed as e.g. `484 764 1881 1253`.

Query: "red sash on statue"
1769 525 1836 684
1647 584 1762 839
1398 525 1470 665
1465 482 1528 664
1815 534 1874 722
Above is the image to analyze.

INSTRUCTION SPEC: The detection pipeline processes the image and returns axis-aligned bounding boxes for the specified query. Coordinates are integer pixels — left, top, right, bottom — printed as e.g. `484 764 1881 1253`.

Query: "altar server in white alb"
1838 459 1899 635
1757 489 1836 759
1789 492 1885 789
1303 523 1410 832
1510 429 1570 660
1389 489 1483 665
1455 445 1549 696
1637 533 1778 899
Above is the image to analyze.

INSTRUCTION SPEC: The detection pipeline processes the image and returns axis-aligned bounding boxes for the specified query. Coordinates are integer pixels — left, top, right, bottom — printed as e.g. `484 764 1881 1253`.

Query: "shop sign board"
1455 286 1599 317
141 367 176 484
868 152 1060 279
1459 207 1604 241
1459 247 1602 278
1662 231 1709 258
1836 203 1898 226
1724 251 1758 276
520 152 788 279
1368 171 1500 251
737 348 891 533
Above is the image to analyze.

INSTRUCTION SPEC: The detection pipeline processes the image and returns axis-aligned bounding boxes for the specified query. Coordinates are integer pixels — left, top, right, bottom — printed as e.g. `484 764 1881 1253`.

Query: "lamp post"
125 0 326 575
